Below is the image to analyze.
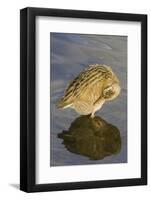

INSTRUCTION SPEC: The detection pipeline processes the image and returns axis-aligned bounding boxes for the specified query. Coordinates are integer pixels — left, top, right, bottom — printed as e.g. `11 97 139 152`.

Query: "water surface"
50 33 127 166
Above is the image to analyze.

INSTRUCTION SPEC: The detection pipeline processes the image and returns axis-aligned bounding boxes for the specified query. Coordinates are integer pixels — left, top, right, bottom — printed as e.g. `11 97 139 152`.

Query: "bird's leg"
91 111 95 118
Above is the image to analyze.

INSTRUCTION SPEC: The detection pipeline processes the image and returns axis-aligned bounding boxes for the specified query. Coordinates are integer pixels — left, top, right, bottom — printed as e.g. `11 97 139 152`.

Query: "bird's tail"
56 97 73 109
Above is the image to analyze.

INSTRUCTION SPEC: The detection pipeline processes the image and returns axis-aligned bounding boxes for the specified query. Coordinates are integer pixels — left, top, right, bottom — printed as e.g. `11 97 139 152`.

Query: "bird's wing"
73 67 111 99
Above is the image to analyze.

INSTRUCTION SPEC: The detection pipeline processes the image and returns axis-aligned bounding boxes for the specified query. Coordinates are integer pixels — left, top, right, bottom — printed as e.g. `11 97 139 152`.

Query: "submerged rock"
58 115 121 160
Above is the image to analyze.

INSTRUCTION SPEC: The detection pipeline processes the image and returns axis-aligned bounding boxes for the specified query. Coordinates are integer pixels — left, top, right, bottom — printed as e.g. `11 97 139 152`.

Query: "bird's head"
103 82 121 101
102 71 121 101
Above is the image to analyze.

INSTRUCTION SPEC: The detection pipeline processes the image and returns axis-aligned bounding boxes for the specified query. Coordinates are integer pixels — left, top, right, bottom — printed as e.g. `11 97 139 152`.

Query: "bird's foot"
90 113 95 118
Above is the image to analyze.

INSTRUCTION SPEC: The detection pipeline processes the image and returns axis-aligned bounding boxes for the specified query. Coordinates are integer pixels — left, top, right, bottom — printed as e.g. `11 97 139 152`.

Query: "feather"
56 64 120 116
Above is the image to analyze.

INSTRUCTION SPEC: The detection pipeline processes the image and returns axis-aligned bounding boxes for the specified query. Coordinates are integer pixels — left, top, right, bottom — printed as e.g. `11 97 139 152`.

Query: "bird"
56 64 121 118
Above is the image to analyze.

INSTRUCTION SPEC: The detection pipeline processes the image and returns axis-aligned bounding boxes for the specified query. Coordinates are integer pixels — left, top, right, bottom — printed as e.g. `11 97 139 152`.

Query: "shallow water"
50 33 127 166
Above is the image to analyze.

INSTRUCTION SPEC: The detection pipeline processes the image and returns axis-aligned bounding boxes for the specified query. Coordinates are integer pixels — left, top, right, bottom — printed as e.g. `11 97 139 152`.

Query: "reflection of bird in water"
58 115 121 160
57 64 121 118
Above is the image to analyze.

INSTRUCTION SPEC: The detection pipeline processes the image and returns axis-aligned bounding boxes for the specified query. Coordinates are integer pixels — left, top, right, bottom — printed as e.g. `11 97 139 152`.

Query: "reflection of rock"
58 115 121 160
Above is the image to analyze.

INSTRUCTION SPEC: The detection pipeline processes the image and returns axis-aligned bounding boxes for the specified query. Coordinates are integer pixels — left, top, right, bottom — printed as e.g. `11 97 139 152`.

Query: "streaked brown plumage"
56 64 121 117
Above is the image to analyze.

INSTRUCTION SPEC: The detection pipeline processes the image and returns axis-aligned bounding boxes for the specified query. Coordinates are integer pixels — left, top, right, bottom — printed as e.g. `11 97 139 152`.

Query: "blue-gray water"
50 33 127 166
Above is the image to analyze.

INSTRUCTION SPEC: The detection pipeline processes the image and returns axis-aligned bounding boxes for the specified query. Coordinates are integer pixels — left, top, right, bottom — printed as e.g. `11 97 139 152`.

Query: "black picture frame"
20 7 147 192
